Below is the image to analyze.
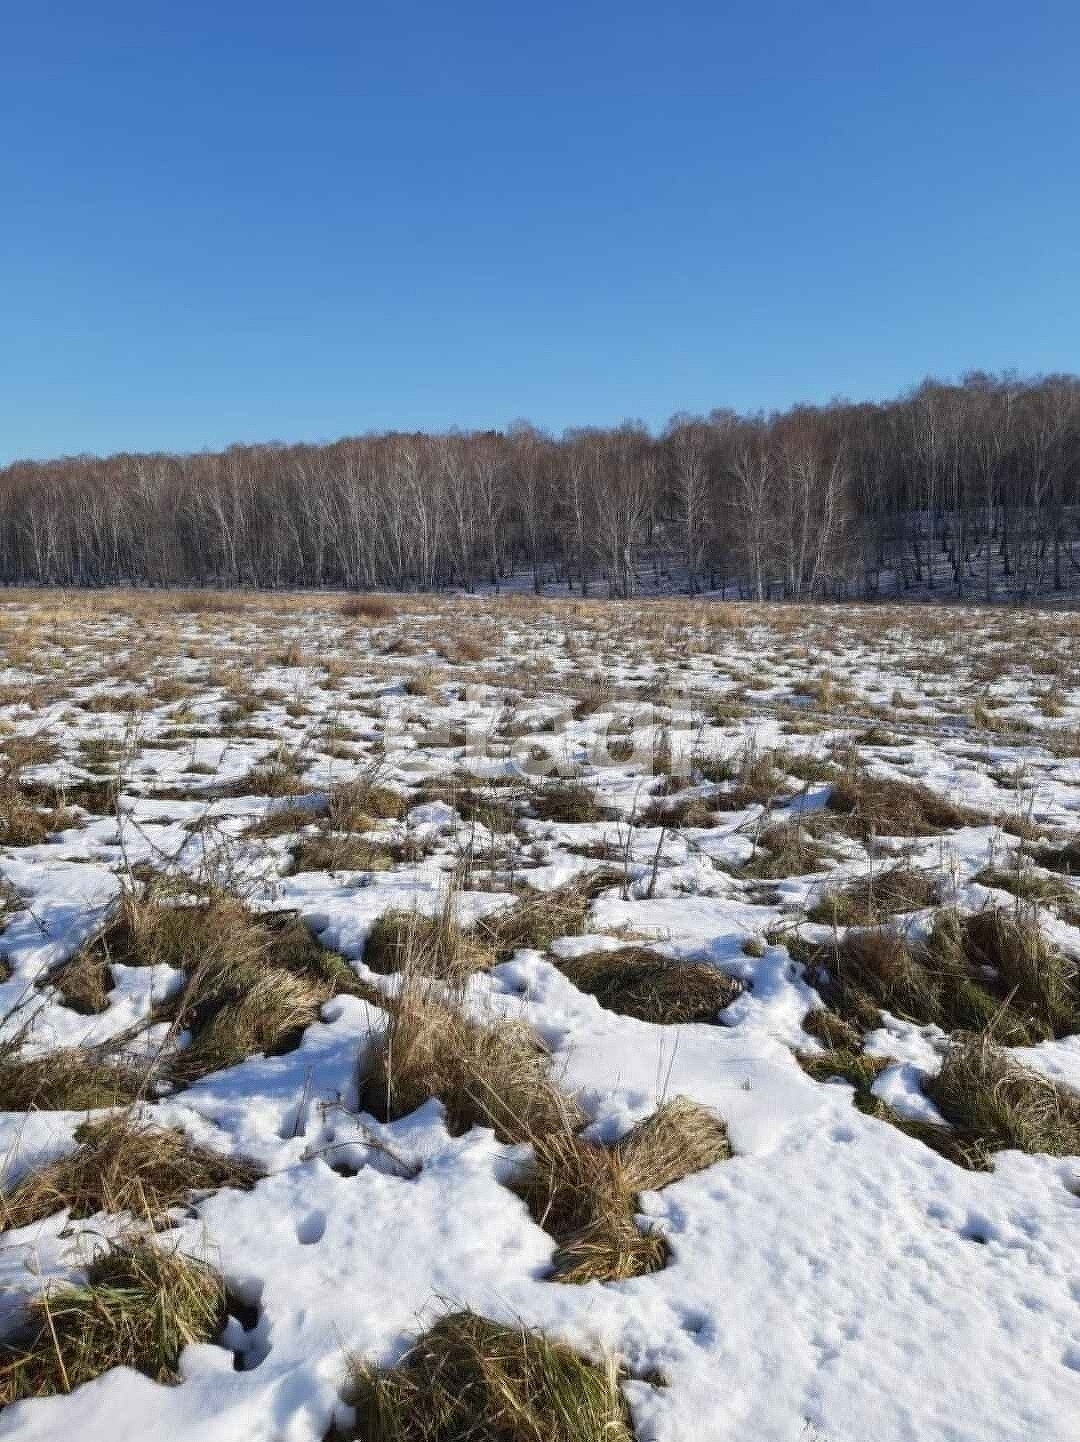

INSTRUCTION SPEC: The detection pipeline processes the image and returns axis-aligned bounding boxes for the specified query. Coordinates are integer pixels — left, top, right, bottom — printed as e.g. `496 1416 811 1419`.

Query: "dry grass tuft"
976 864 1080 926
291 836 400 874
94 892 265 976
513 1098 729 1283
477 870 621 960
924 1034 1080 1158
794 906 1078 1044
1030 837 1080 876
556 947 743 1024
808 864 940 926
794 922 1007 1038
796 1046 891 1092
329 777 409 826
51 950 114 1014
125 902 365 1082
0 1049 142 1112
530 782 609 824
0 1241 226 1403
0 778 78 847
742 820 835 879
641 793 719 828
171 966 325 1083
957 907 1078 1039
359 991 582 1144
826 772 976 838
364 906 497 980
229 749 309 797
347 1310 636 1442
1 1114 260 1231
341 594 397 621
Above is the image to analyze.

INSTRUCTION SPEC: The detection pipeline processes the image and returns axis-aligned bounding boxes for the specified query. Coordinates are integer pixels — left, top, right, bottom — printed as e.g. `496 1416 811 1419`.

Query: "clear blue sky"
2 1 1077 462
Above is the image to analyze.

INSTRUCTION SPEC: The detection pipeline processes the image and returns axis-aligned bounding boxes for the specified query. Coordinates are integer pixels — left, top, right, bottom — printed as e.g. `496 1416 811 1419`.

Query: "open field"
0 589 1078 1441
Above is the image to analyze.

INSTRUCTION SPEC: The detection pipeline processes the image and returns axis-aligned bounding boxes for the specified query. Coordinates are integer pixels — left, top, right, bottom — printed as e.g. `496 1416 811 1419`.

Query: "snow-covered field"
0 589 1078 1442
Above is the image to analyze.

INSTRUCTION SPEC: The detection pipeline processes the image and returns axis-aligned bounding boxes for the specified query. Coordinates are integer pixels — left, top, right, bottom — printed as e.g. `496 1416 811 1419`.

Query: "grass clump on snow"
742 820 834 879
1 1114 261 1231
976 863 1080 926
956 907 1079 1039
364 906 497 980
924 1033 1080 1159
1029 837 1080 876
641 792 719 829
0 783 77 847
794 907 1076 1044
529 781 609 824
50 950 114 1014
513 1098 730 1283
291 835 401 874
138 901 369 1083
71 893 371 1083
0 1049 142 1112
0 1241 225 1403
347 1311 636 1442
170 966 325 1084
556 946 743 1024
826 772 975 839
477 869 621 960
359 990 582 1144
329 776 409 826
807 864 940 926
92 892 266 975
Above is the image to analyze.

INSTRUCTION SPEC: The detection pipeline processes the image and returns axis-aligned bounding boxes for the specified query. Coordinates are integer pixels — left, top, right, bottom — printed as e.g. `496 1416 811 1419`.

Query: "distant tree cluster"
1 373 1078 600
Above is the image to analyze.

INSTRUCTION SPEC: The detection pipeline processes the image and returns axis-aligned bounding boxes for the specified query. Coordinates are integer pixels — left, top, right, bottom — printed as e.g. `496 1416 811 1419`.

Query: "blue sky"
2 1 1077 462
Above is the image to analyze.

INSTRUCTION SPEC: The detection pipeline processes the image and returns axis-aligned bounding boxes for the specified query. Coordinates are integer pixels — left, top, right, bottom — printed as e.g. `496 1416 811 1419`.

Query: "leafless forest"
3 373 1079 600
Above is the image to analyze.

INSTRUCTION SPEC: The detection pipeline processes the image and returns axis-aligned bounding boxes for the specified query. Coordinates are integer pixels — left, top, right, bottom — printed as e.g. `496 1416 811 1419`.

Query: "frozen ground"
0 590 1078 1441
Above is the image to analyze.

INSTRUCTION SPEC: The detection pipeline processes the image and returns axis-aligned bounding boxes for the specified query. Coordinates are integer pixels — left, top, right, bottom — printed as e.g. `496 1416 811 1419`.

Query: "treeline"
2 373 1078 600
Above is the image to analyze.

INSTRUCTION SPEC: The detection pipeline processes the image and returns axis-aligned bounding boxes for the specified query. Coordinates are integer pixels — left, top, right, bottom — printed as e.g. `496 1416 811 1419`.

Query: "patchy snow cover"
0 592 1078 1441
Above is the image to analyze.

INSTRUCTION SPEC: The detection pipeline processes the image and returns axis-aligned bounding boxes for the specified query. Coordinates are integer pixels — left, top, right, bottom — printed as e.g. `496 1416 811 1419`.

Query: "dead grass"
95 898 365 1082
0 1241 226 1403
807 864 940 926
92 892 266 975
51 949 114 1014
796 1046 891 1091
0 781 78 846
170 965 325 1083
329 777 409 826
826 772 976 838
512 1098 729 1283
530 781 609 824
794 922 1008 1038
227 749 309 798
347 1310 636 1442
976 864 1080 925
641 792 718 828
795 906 1077 1044
291 836 401 874
794 1017 993 1169
741 820 835 879
556 947 743 1024
1 1114 260 1230
924 1033 1080 1158
476 870 621 960
0 1049 142 1111
364 905 497 980
341 594 397 621
246 801 327 838
359 990 582 1143
1030 837 1080 876
957 907 1079 1039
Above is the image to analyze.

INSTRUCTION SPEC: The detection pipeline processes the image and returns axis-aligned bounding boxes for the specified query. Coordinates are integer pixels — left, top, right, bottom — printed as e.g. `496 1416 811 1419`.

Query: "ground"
0 590 1077 1442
